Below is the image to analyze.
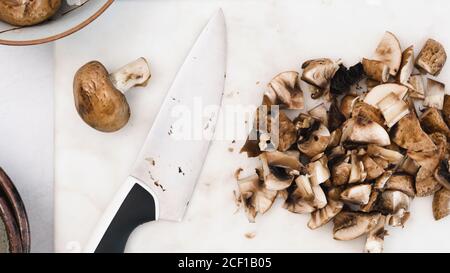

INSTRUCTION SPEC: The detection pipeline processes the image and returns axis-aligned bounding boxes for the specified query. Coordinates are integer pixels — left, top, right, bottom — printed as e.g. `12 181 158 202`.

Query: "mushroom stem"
109 58 151 94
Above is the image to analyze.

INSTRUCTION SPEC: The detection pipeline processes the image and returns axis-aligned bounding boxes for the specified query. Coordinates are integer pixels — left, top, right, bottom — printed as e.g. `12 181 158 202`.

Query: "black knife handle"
84 178 158 253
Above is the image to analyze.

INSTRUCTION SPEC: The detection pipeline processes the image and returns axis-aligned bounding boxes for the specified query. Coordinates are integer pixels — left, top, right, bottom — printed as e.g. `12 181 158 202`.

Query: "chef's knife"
84 10 226 253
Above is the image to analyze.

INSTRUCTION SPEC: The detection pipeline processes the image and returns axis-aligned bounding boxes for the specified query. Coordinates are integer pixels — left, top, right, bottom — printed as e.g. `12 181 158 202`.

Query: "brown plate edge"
0 196 22 253
0 0 114 46
0 168 30 253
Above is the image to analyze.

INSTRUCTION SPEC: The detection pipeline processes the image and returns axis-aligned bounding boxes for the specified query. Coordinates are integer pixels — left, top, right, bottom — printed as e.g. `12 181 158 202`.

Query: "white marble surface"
0 44 54 252
55 0 450 252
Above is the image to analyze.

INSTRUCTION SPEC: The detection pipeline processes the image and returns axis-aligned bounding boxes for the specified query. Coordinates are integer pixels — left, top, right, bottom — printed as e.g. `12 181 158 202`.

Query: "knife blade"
84 9 226 253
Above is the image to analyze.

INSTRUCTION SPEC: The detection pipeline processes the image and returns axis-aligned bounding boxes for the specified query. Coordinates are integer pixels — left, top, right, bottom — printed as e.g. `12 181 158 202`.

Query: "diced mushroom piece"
366 78 380 91
379 190 410 215
377 92 410 128
308 104 328 127
333 212 381 241
374 171 393 190
364 215 387 253
298 123 331 158
363 83 408 108
266 71 304 109
328 128 342 149
442 95 450 126
348 150 367 183
420 107 450 138
352 101 385 127
387 209 410 227
340 94 358 119
408 75 426 100
391 112 436 152
295 175 314 201
429 133 447 160
283 193 316 214
366 144 404 165
331 159 352 186
277 111 298 152
433 188 450 220
311 185 328 209
260 151 302 191
372 31 402 76
235 168 277 222
434 160 450 191
424 79 445 110
301 58 341 89
362 155 384 180
308 199 344 230
385 174 416 197
360 191 380 213
398 156 420 176
329 98 346 131
416 39 447 76
340 184 372 205
408 149 442 197
341 116 391 146
307 159 330 186
398 46 415 85
362 58 390 83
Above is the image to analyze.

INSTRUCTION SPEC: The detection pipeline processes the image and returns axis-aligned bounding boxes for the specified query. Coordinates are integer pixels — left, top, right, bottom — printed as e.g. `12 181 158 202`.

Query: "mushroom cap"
74 61 131 132
379 190 410 214
433 188 450 220
298 123 330 158
416 39 447 76
341 116 391 146
340 94 358 119
333 212 381 241
385 174 416 197
352 101 385 127
372 31 402 76
362 58 390 83
362 155 384 180
0 0 61 26
420 107 450 139
301 58 340 89
266 71 304 109
391 112 436 152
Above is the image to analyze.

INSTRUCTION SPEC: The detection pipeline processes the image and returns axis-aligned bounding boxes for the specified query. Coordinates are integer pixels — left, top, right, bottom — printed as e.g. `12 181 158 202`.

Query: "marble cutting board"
55 0 450 252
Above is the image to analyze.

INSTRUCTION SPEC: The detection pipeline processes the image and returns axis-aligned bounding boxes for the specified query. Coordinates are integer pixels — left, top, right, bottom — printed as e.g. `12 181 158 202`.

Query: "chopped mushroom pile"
237 31 450 253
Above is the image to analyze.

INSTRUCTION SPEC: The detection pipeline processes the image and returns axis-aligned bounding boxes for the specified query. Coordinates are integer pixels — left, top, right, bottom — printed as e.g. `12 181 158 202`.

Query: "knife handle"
84 177 159 253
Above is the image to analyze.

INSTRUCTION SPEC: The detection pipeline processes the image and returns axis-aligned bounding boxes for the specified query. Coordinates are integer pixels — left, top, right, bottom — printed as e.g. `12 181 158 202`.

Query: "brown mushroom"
301 58 341 89
372 31 402 76
362 58 389 83
341 116 391 146
340 184 372 205
306 159 330 186
408 149 442 197
362 155 384 180
0 0 61 26
298 123 330 158
416 39 447 76
397 46 415 85
385 174 415 197
235 168 277 222
331 158 352 186
442 95 450 127
433 188 450 220
424 79 446 110
420 107 450 138
377 92 410 128
340 94 358 119
308 199 343 230
333 212 381 241
73 58 151 132
352 101 385 127
434 160 450 191
366 144 404 165
379 190 410 215
364 215 387 253
266 71 304 109
260 151 302 191
363 83 408 108
391 112 436 152
308 103 328 127
407 74 426 100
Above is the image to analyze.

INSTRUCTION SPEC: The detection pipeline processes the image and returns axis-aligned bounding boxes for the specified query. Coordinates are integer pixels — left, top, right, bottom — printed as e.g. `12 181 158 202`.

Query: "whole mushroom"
73 58 151 132
0 0 61 26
